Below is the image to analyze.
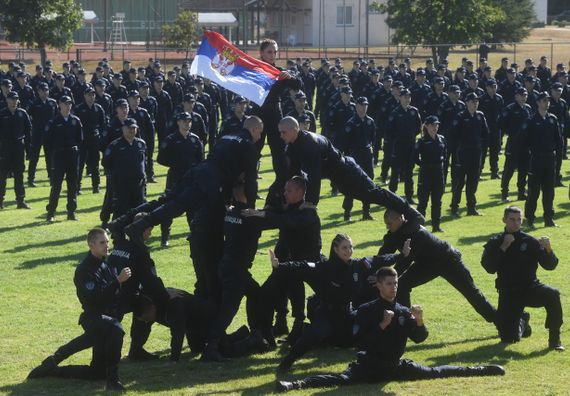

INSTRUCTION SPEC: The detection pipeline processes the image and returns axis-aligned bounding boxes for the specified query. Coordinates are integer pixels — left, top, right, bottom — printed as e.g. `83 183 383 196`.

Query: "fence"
2 42 570 71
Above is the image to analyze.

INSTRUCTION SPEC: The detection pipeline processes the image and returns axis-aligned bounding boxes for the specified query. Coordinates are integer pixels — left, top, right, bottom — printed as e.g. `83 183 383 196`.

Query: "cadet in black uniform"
27 228 131 391
286 91 317 132
50 74 74 104
422 77 448 118
14 71 35 112
157 112 204 247
379 209 497 323
437 85 465 184
219 96 247 137
164 71 184 107
0 91 32 209
387 88 422 203
482 206 564 350
138 81 158 123
94 80 113 122
548 83 570 186
450 93 489 216
102 118 146 219
127 90 156 183
45 96 83 222
152 76 174 144
523 92 563 228
276 267 504 392
327 86 356 154
75 86 105 194
414 116 446 232
478 79 504 179
343 96 376 220
106 74 128 103
500 87 532 201
27 82 58 186
499 69 522 106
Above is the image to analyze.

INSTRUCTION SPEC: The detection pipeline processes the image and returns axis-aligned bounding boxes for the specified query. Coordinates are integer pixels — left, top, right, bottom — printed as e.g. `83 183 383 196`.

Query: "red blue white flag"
190 31 281 106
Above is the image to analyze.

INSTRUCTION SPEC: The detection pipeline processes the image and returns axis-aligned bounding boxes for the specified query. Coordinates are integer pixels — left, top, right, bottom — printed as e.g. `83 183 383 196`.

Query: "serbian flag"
190 31 281 106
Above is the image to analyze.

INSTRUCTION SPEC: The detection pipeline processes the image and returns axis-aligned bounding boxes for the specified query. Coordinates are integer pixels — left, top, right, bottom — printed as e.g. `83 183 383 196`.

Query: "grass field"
0 131 569 396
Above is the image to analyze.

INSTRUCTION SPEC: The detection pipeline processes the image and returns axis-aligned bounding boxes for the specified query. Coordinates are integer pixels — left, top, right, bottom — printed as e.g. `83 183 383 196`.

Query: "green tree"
371 0 505 64
488 0 535 42
162 10 200 59
0 0 82 67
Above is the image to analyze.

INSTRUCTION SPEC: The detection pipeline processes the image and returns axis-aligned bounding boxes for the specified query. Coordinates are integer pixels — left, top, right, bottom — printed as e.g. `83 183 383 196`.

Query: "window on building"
336 5 353 26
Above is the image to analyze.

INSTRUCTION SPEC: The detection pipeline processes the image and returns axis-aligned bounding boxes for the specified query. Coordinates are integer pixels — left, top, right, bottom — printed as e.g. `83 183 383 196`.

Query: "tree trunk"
39 46 48 68
431 46 438 66
437 45 450 64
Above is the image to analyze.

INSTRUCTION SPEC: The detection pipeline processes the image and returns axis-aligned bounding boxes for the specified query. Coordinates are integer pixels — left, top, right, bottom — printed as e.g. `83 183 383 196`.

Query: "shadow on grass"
4 234 85 254
0 220 52 234
15 252 85 270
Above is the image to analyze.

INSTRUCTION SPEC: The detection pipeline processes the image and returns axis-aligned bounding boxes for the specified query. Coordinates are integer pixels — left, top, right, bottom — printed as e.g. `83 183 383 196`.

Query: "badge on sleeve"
398 315 406 326
520 242 527 252
85 281 95 291
353 272 359 282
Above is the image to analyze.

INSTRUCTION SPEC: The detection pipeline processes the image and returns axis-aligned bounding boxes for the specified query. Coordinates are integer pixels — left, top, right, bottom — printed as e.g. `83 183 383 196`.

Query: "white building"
533 0 548 24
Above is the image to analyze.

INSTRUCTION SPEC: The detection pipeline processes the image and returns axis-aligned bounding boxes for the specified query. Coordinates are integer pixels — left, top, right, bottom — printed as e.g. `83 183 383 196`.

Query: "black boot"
276 380 303 392
466 364 505 376
27 356 58 379
549 329 565 351
201 341 227 362
17 201 31 209
521 312 532 338
161 233 170 248
273 313 289 336
287 320 304 345
128 347 159 361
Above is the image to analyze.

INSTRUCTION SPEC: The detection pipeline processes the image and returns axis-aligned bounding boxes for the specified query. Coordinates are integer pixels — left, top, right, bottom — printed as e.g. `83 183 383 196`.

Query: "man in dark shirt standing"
482 206 564 350
27 228 131 391
277 267 504 392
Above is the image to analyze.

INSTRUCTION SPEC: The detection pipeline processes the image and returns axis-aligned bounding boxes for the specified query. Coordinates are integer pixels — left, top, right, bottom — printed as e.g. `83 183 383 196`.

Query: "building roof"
179 0 243 11
197 12 238 26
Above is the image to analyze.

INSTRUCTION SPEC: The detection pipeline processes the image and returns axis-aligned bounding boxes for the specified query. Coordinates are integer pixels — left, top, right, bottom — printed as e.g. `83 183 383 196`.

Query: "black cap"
129 68 137 74
399 88 411 96
176 111 192 121
437 64 446 70
115 98 128 108
340 86 352 94
123 59 131 64
551 82 563 90
392 80 403 88
464 92 480 102
113 73 123 80
338 77 349 85
77 69 86 75
383 75 393 82
425 115 440 124
294 91 307 100
467 74 479 81
466 60 474 66
139 81 150 88
232 95 247 104
59 95 73 104
297 114 311 123
506 68 516 74
6 91 19 100
1 79 12 87
183 93 196 102
356 96 369 105
371 69 380 76
55 74 65 81
433 77 445 84
448 85 461 93
483 66 492 72
84 87 95 94
537 91 550 101
137 67 146 72
127 90 140 98
16 71 26 78
515 87 528 95
511 63 519 68
194 76 204 84
480 57 487 62
485 78 497 86
416 69 426 76
122 118 138 128
37 82 49 91
501 57 509 62
167 70 176 77
524 76 536 83
94 79 107 87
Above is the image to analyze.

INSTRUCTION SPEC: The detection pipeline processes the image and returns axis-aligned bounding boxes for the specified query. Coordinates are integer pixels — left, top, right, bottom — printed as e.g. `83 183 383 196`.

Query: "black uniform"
499 79 521 106
522 112 563 224
75 102 106 192
129 106 156 181
450 110 489 212
28 97 58 182
500 102 532 199
139 95 158 123
414 133 447 229
478 92 505 176
548 97 570 184
437 99 465 183
50 86 74 105
44 113 83 216
102 136 146 219
14 83 35 111
157 130 204 241
95 92 113 123
283 296 497 390
378 220 496 323
378 93 400 181
219 113 246 137
387 105 422 199
154 90 174 143
0 107 31 205
343 113 376 215
482 230 562 344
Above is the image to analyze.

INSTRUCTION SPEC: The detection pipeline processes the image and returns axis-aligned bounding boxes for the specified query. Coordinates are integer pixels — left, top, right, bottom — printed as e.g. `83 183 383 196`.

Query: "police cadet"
27 229 131 391
44 96 83 222
453 67 470 91
537 56 552 91
107 73 128 103
157 111 204 247
461 74 484 101
522 91 563 228
75 86 105 194
414 116 446 232
152 76 174 144
138 80 158 123
450 93 489 216
394 63 412 88
387 88 421 203
219 95 247 137
202 77 223 142
71 69 89 104
523 76 540 113
287 91 316 132
0 79 13 110
0 91 32 209
495 57 510 83
99 99 131 227
164 70 184 107
172 93 207 144
327 86 356 153
422 76 447 118
124 68 140 92
343 96 376 220
478 78 504 179
27 82 58 186
276 266 504 392
300 61 316 109
409 68 431 115
482 206 564 351
102 118 146 219
50 74 73 104
378 76 400 182
127 90 156 183
548 82 570 186
94 79 113 122
14 71 35 112
437 85 465 184
500 87 532 202
277 117 422 223
499 68 522 106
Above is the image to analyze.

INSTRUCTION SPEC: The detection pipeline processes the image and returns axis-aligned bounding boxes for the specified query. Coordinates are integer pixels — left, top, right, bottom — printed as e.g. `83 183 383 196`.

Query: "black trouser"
141 132 155 179
208 254 263 341
265 132 290 208
48 315 124 381
497 282 562 343
28 130 47 182
501 140 529 197
389 146 415 198
156 120 169 145
343 148 374 214
524 153 556 222
161 171 191 240
296 358 491 389
0 143 26 203
78 137 100 191
451 149 481 210
417 165 444 228
112 177 145 219
380 138 392 181
481 126 501 175
395 250 496 323
100 175 113 224
46 147 79 215
282 304 353 366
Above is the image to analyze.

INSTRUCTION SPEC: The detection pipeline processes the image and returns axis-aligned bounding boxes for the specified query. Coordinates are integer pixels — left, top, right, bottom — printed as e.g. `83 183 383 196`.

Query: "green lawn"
0 138 569 395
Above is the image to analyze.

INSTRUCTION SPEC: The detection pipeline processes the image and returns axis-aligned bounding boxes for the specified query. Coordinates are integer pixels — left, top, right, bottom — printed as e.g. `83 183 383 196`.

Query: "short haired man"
481 206 564 350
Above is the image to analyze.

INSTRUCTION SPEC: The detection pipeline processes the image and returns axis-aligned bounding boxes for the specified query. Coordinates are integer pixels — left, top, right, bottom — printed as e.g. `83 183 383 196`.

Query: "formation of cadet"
16 47 567 392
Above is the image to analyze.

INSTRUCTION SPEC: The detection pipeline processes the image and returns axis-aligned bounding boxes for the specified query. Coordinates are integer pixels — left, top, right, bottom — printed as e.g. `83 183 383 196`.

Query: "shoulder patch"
85 281 95 291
